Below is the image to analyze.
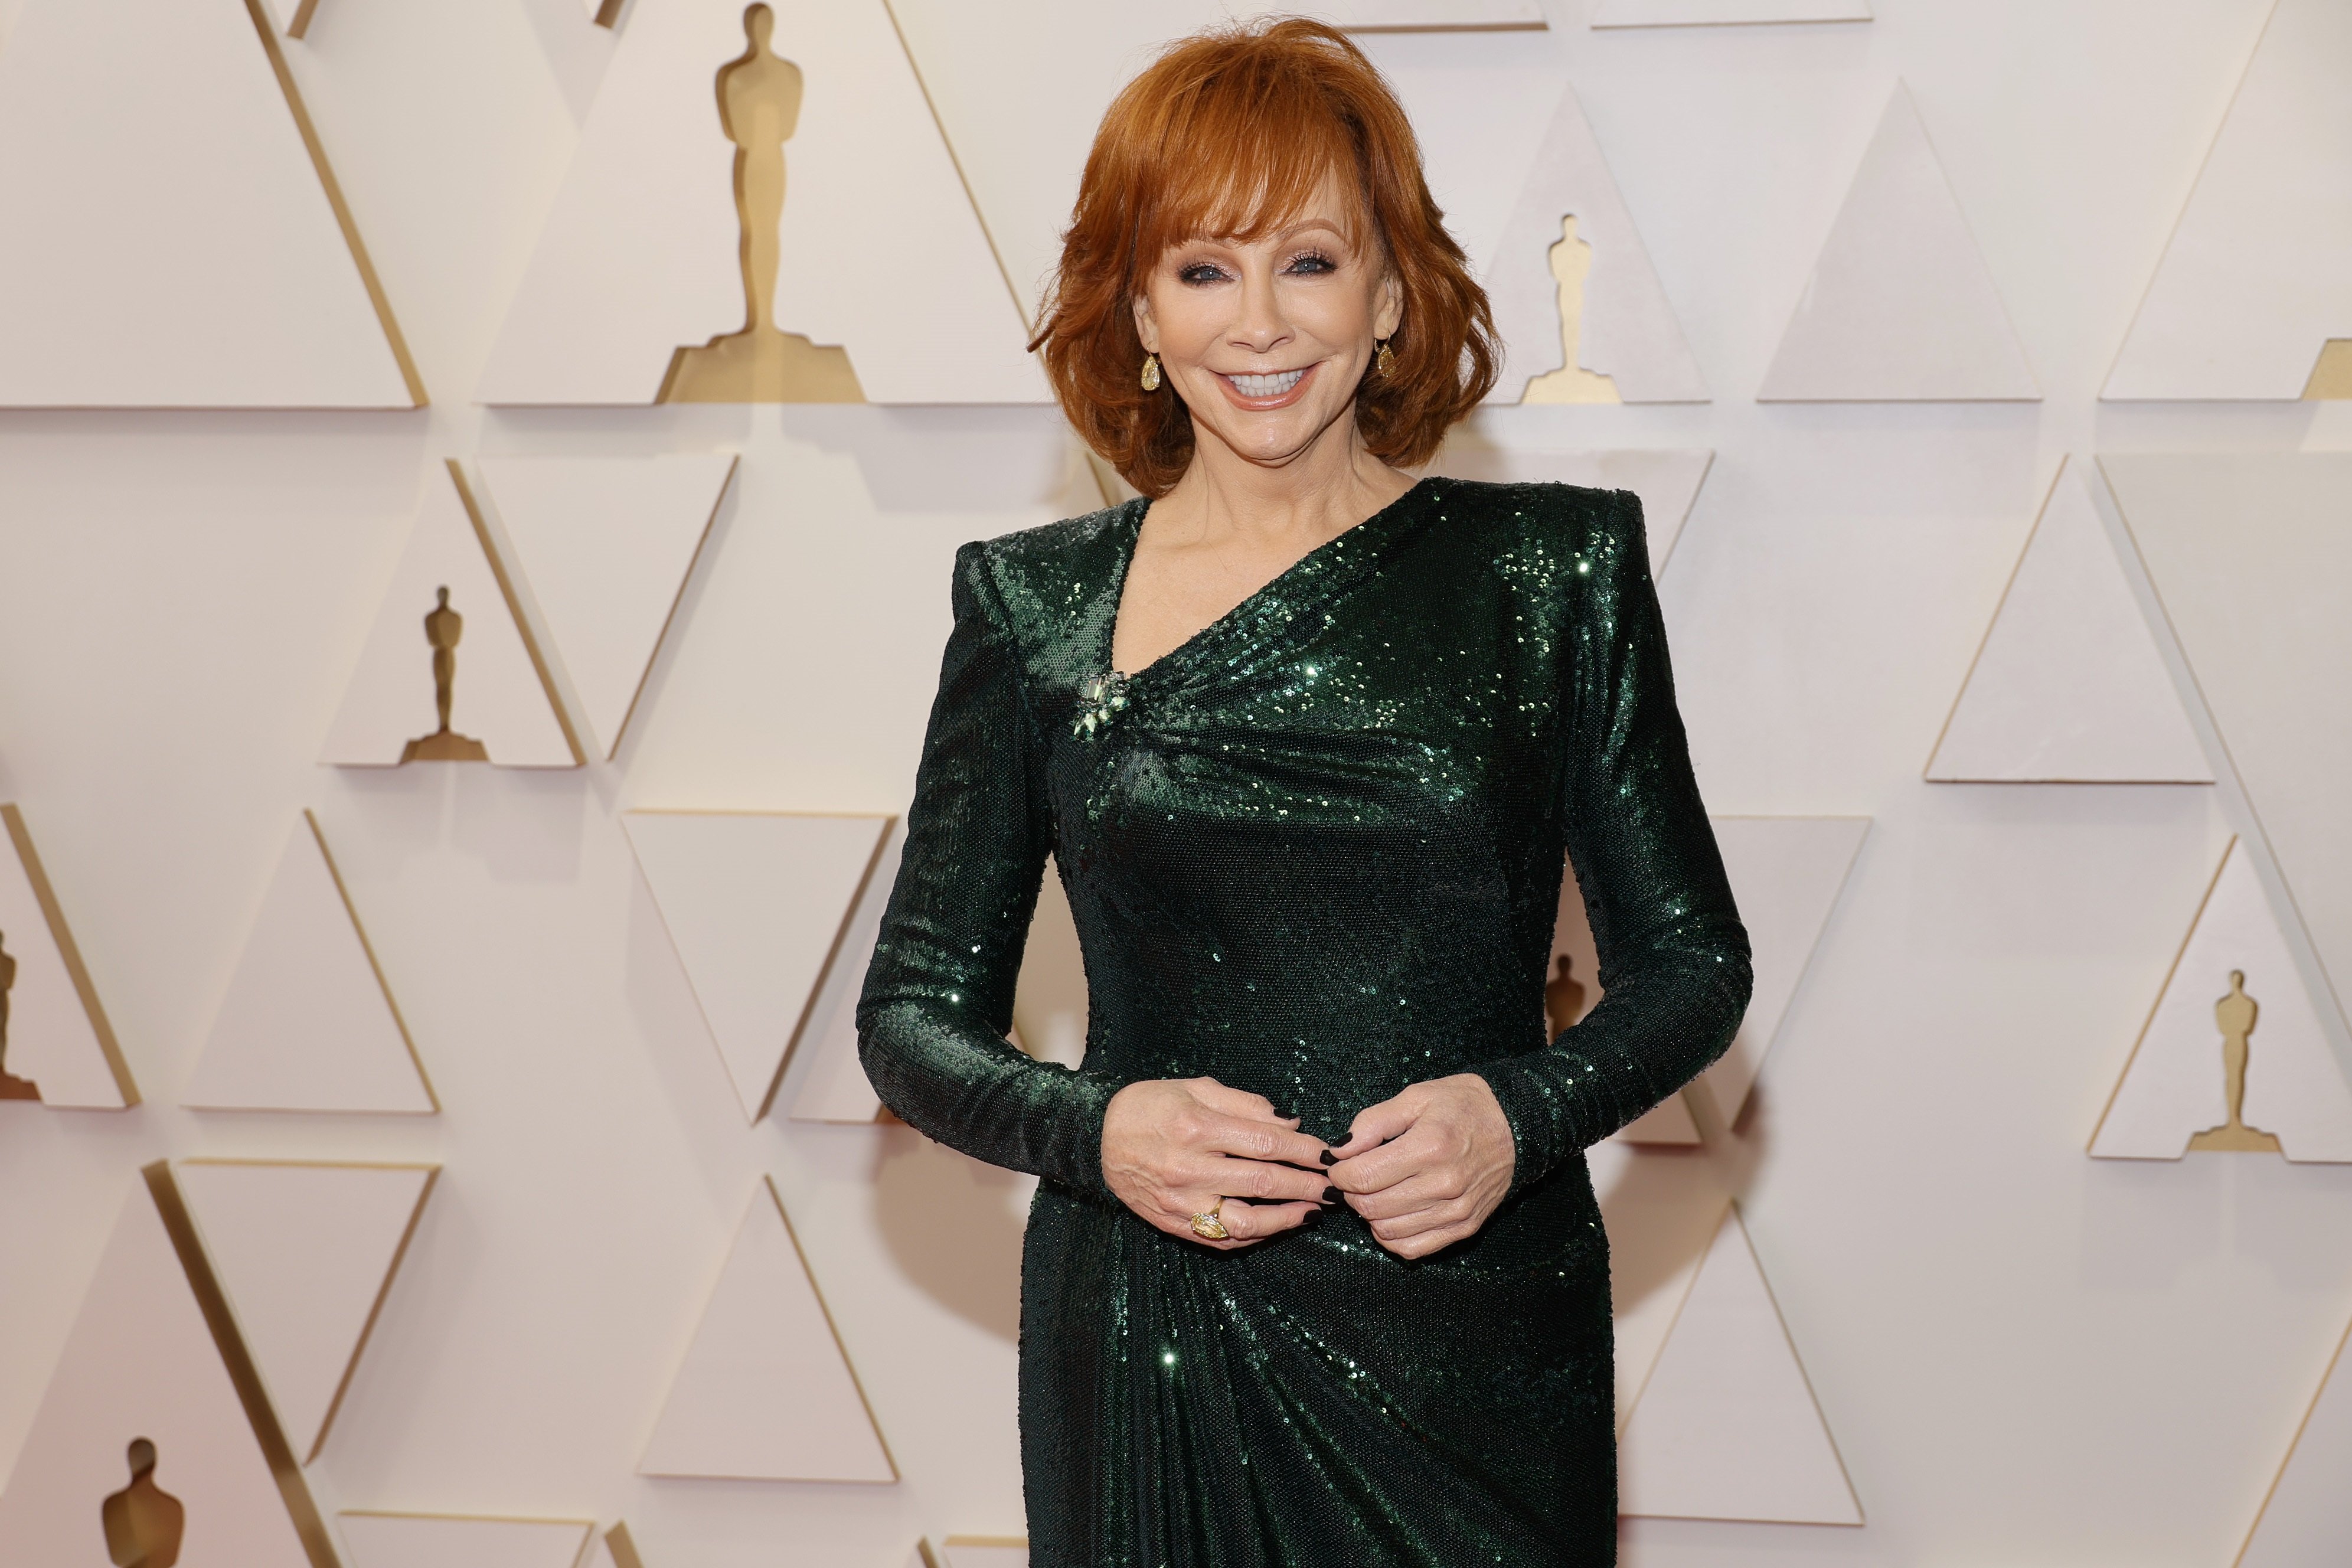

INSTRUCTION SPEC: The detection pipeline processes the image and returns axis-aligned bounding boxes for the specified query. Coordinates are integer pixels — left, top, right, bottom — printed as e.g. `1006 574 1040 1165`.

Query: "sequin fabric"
858 478 1752 1566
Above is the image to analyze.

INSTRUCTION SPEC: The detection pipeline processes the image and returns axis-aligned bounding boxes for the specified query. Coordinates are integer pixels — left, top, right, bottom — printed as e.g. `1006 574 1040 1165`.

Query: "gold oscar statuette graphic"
101 1438 185 1568
0 928 35 1100
658 4 864 403
1521 214 1619 405
2187 969 2284 1154
1544 953 1588 1038
399 587 491 763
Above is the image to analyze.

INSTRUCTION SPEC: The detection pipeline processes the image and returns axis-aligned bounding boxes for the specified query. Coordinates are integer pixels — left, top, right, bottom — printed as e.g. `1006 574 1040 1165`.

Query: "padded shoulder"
977 500 1142 571
1427 477 1647 589
955 498 1145 659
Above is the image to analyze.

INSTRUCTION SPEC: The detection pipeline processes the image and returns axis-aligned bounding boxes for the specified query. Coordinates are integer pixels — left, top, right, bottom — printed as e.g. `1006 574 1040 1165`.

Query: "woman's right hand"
1102 1077 1333 1249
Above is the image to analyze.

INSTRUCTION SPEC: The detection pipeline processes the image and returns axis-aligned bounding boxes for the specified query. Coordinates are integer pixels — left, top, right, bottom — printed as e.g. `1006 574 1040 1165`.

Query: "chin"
1236 432 1318 466
1218 411 1335 465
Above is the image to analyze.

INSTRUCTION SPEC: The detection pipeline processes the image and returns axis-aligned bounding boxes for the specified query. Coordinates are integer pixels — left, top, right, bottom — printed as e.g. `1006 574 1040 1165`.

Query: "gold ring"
1188 1202 1230 1241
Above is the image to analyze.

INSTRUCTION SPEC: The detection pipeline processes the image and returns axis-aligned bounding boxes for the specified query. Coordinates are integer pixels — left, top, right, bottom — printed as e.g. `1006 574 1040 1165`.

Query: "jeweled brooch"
1074 671 1131 737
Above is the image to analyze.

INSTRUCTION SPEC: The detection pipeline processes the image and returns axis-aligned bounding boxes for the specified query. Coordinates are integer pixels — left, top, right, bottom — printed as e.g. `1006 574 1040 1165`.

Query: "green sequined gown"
858 478 1750 1566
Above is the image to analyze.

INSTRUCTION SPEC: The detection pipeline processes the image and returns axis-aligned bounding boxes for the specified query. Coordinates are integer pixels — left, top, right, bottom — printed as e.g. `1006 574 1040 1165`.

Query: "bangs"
1125 47 1380 268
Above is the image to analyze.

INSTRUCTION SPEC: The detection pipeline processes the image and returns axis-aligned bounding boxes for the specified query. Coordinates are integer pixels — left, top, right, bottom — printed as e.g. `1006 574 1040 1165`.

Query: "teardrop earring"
1374 339 1396 378
1140 352 1162 392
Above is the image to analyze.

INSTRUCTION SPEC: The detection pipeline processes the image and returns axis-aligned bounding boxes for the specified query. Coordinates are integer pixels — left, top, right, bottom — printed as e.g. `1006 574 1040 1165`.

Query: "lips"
1213 362 1318 409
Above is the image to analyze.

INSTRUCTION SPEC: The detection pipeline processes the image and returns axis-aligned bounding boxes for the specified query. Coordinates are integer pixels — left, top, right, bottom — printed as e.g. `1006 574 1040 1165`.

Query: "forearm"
1473 932 1751 1193
857 1002 1119 1198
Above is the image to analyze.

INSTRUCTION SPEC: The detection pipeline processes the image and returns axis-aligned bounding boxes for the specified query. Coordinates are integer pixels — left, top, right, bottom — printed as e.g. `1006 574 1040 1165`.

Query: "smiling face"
1131 175 1403 475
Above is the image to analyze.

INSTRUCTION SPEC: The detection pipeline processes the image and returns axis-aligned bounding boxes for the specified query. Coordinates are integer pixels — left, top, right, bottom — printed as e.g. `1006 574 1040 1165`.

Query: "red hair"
1031 19 1498 498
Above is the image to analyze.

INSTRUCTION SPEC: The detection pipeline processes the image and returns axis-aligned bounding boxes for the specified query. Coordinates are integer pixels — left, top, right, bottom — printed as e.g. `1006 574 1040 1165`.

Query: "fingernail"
1319 1149 1337 1166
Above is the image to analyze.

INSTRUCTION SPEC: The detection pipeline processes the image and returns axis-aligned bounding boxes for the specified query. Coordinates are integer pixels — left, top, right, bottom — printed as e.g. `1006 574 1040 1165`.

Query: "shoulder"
1420 476 1648 581
962 499 1140 576
950 498 1143 639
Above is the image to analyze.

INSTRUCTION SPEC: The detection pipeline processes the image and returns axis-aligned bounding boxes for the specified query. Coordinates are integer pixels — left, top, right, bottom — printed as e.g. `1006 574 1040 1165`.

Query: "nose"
1230 262 1293 358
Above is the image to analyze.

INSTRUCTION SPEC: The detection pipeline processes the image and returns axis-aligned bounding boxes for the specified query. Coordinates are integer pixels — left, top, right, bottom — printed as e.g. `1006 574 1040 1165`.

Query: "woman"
858 19 1750 1565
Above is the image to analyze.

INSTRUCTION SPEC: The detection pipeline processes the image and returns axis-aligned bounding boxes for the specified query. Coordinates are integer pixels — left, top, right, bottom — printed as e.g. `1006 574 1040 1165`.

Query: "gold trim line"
447 461 587 766
241 0 427 405
2 803 137 1105
305 809 441 1112
145 1161 342 1568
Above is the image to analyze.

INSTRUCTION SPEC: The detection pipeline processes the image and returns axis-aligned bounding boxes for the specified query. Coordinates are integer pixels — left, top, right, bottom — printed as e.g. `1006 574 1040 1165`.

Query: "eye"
1177 260 1232 285
1285 249 1339 276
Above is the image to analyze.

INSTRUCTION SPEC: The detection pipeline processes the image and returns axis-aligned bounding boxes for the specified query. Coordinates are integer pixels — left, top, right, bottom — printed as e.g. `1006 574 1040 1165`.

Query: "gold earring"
1140 352 1161 392
1375 339 1396 377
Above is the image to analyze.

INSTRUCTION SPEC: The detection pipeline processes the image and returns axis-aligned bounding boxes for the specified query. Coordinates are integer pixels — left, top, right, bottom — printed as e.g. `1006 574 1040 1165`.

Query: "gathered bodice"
859 477 1750 1222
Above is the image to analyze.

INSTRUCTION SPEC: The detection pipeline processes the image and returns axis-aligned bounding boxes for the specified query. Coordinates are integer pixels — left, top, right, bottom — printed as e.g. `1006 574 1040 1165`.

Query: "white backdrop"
1 1 2349 1564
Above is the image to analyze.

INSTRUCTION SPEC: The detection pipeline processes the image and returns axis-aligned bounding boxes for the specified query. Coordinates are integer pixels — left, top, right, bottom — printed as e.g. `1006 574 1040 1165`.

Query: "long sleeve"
857 543 1119 1199
1472 489 1753 1194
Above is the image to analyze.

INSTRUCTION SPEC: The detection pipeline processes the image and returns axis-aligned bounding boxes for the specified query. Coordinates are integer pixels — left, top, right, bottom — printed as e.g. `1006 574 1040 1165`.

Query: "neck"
1157 406 1414 547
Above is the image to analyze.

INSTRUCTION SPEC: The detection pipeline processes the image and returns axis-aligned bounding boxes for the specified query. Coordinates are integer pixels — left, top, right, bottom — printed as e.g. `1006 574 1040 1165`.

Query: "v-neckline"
1102 477 1435 685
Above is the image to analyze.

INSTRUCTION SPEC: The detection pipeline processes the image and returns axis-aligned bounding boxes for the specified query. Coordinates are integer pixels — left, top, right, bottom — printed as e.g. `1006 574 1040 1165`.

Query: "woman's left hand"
1325 1073 1515 1259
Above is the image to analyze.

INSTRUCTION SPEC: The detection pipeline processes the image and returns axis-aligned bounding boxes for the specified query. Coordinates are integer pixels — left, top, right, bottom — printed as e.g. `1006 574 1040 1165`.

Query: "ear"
1131 290 1160 355
1373 266 1404 344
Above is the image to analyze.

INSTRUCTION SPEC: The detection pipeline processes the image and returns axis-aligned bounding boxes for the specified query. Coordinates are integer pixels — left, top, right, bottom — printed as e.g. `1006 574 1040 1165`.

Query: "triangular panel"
2090 838 2352 1163
184 812 435 1114
0 0 417 406
640 1177 895 1481
339 1513 593 1568
2106 453 2352 1040
1928 458 2211 782
625 810 890 1122
0 803 135 1107
1592 0 1870 24
321 462 582 767
1758 84 2037 401
2240 1312 2352 1568
1700 816 1868 1125
176 1159 439 1462
1587 1142 1732 1427
1619 1206 1861 1524
1487 84 1708 403
789 842 1105 1123
788 824 903 1125
478 453 738 759
2105 0 2352 400
479 0 1041 404
1426 446 1711 576
1348 41 1564 289
0 1167 334 1566
1614 1092 1700 1144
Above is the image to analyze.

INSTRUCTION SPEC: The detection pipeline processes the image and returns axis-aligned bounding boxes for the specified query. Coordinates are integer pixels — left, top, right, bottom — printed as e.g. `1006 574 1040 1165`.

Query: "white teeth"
1229 368 1305 398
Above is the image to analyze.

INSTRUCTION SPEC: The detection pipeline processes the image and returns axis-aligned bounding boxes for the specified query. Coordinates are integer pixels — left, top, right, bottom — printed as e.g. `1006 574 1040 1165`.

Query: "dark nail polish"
1319 1149 1337 1166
